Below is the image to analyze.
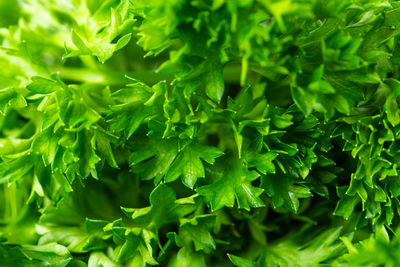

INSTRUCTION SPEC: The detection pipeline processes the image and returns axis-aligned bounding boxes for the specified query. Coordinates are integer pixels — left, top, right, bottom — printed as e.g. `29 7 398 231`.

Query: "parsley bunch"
1 0 400 266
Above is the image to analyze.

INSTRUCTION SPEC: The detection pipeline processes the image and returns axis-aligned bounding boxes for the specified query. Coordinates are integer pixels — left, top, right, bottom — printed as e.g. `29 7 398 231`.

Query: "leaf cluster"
2 0 400 266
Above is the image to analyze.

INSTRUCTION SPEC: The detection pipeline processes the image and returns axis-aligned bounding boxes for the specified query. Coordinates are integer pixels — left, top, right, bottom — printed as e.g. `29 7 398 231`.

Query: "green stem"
56 67 173 85
223 63 242 83
56 64 244 86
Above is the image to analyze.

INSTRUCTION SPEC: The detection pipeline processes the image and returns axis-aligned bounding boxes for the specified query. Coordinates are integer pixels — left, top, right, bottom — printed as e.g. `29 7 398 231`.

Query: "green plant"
1 0 400 266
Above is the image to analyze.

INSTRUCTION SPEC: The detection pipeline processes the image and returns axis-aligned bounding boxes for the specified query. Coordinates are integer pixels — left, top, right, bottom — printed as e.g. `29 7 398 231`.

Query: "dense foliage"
1 0 400 266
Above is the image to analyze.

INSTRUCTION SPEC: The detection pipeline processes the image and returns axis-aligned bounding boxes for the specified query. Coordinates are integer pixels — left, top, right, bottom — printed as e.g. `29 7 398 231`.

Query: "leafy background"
1 0 400 266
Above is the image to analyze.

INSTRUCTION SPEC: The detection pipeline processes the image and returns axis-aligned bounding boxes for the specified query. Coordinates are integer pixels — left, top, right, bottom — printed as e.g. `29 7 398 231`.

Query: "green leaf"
27 76 62 94
0 155 34 184
63 0 135 62
243 150 277 175
205 61 224 103
228 254 256 267
121 184 198 231
168 247 207 267
129 136 178 181
0 242 72 267
0 88 27 114
88 251 119 267
333 195 359 220
260 172 312 213
230 227 345 267
178 215 216 252
108 81 166 138
385 93 400 127
165 142 223 188
291 86 312 116
196 160 264 211
114 228 158 265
